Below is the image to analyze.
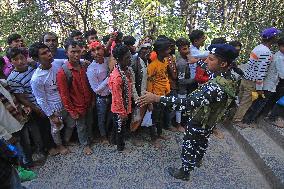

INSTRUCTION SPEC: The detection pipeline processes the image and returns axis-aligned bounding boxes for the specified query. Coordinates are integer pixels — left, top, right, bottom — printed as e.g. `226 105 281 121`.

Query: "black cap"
208 44 239 63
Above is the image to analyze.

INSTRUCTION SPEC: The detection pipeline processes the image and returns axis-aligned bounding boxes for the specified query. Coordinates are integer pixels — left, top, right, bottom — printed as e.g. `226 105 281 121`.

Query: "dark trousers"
113 114 128 151
269 79 284 121
181 121 212 174
33 113 55 151
243 91 274 124
151 102 164 138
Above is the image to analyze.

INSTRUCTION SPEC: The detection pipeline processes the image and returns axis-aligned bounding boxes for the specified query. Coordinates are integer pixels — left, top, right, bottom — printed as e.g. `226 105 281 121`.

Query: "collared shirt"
108 66 132 116
263 51 284 92
7 66 38 106
147 58 170 96
56 62 92 118
243 44 273 90
86 58 110 97
189 45 209 79
31 65 63 117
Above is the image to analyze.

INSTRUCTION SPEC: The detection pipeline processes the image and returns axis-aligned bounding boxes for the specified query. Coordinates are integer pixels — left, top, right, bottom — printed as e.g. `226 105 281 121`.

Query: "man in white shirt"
87 41 110 143
189 30 209 79
29 42 74 155
233 27 281 128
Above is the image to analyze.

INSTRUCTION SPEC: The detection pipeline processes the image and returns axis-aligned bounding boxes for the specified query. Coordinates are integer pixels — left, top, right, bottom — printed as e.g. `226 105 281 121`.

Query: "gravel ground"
23 127 270 189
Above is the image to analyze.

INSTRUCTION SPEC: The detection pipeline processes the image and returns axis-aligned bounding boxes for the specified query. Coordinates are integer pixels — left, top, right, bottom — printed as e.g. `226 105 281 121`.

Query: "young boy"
56 40 93 155
147 38 171 147
87 41 111 143
175 38 194 132
29 42 77 154
108 44 132 151
138 44 238 181
6 48 51 166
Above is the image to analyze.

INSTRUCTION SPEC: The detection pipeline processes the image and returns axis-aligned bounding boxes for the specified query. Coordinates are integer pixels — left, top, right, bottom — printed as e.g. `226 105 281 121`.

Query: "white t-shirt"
31 65 63 116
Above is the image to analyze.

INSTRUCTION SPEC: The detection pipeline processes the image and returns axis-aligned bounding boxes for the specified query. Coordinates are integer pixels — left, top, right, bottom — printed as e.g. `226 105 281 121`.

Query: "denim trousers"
96 96 111 137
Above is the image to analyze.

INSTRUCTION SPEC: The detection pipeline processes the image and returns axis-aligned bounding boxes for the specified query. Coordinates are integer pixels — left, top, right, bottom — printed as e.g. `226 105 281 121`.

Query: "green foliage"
0 0 283 60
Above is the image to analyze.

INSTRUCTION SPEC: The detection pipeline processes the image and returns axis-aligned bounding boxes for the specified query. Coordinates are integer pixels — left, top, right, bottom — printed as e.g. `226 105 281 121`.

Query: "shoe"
168 167 190 181
273 118 284 128
17 166 37 182
196 160 203 168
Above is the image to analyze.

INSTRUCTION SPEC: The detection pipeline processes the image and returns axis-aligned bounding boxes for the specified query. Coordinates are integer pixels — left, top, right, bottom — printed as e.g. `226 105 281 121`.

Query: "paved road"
23 127 270 189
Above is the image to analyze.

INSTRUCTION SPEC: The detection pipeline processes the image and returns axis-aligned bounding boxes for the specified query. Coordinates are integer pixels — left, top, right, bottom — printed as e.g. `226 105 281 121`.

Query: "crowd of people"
0 26 283 187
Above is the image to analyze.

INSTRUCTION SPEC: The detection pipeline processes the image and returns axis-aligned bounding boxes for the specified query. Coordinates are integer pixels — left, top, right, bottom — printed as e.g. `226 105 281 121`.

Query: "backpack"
62 63 73 87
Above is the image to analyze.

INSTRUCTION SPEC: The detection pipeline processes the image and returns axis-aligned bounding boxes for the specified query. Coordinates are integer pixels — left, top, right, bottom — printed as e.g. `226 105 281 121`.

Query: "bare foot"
101 137 109 145
167 126 178 132
213 128 224 139
177 125 185 133
48 148 59 156
151 140 161 149
83 146 93 155
57 145 70 155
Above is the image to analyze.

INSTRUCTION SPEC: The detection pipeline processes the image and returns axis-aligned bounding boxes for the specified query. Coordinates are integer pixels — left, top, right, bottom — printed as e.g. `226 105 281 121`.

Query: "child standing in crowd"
138 44 238 181
30 42 75 155
175 38 194 132
56 41 93 155
6 48 53 166
108 44 133 152
87 41 111 144
233 27 281 128
147 38 171 147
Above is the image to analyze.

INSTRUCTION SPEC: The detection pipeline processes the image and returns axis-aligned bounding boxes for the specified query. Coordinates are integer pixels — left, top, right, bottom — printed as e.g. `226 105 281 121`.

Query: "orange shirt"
147 59 170 96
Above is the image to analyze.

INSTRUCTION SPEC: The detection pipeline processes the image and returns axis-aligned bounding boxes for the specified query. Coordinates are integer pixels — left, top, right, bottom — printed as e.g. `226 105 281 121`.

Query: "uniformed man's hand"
137 91 160 107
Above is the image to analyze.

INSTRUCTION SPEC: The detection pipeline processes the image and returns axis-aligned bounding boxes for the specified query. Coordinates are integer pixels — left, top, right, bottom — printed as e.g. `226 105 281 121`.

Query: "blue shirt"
54 48 67 59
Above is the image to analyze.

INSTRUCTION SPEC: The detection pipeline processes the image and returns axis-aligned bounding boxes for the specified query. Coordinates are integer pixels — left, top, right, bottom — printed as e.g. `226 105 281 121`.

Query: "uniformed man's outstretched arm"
137 82 227 111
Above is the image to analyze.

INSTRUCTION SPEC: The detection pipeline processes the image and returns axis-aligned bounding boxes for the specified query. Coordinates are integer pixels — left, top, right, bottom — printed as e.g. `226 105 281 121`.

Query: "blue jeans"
96 96 111 137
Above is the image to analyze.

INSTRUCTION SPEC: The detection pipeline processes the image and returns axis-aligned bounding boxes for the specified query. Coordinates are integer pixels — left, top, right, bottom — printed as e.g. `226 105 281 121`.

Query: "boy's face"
205 54 227 72
159 47 171 59
87 35 98 44
179 45 189 57
43 34 58 52
279 44 284 54
139 47 151 60
73 35 83 42
128 45 136 55
10 38 24 48
11 54 28 71
91 47 104 63
120 51 131 68
38 48 54 64
194 35 206 47
66 45 82 63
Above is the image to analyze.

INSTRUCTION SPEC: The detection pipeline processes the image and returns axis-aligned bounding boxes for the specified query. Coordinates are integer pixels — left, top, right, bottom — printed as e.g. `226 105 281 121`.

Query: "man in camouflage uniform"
137 44 239 181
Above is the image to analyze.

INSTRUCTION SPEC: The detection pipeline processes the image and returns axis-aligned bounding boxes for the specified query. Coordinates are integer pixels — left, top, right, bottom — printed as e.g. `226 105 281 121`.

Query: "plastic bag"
141 111 152 127
277 96 284 106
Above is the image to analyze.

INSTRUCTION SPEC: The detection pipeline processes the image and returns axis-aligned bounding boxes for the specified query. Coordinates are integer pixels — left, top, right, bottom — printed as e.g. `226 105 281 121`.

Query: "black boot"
196 160 203 168
168 167 190 181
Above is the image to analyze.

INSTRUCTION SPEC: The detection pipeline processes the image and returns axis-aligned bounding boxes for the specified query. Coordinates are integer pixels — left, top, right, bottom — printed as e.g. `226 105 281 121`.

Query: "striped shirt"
7 66 37 105
243 44 273 90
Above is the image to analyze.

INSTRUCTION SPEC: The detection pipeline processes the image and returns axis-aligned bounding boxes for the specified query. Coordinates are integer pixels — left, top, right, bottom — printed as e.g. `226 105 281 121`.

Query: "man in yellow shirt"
147 38 171 147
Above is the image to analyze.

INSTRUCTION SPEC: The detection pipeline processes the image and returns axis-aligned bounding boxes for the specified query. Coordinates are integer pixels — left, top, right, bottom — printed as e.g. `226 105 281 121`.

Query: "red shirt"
57 62 92 118
108 67 132 116
195 66 210 84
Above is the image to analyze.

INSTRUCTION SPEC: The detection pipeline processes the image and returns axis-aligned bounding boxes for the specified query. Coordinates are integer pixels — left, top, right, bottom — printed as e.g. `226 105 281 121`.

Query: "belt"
96 94 111 98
